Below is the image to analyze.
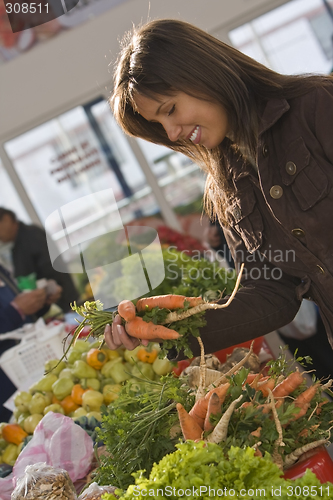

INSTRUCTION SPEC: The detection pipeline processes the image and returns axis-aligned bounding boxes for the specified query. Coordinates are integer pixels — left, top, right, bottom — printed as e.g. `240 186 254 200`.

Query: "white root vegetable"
196 337 207 401
206 341 254 392
206 394 243 443
181 366 222 389
267 389 285 448
284 439 328 468
161 263 244 324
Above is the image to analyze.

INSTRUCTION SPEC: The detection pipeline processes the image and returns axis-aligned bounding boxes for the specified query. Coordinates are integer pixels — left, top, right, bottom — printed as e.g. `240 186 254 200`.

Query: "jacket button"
291 228 305 238
270 185 283 199
317 265 325 274
286 161 297 175
262 144 268 158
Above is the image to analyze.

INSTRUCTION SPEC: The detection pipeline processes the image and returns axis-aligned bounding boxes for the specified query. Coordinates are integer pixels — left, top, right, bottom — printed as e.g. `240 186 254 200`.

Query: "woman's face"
134 91 229 149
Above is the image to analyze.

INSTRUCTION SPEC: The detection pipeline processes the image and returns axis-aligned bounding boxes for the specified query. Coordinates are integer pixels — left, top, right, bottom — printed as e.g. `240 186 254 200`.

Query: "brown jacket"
189 83 333 357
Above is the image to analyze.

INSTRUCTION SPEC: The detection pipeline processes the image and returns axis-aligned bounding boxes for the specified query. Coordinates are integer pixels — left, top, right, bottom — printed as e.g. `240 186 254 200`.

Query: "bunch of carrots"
65 263 244 365
175 346 333 470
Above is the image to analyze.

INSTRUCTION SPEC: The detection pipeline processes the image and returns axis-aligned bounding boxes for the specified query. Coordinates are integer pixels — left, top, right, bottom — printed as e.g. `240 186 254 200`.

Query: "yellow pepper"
2 443 19 466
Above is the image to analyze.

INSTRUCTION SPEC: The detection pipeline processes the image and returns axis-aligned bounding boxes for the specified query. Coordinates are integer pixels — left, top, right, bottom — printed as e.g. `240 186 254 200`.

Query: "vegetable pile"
93 375 194 490
176 347 333 470
0 340 175 469
103 442 333 500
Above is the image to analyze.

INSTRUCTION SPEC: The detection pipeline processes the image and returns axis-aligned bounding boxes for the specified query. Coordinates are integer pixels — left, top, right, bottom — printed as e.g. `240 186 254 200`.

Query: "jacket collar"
259 98 290 135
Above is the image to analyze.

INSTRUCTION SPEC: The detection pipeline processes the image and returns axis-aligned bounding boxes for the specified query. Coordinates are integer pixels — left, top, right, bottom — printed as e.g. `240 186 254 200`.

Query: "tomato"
172 359 193 377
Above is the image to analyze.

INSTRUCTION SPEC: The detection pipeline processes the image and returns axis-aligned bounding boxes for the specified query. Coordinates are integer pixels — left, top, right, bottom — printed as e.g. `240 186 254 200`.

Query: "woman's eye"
168 105 175 116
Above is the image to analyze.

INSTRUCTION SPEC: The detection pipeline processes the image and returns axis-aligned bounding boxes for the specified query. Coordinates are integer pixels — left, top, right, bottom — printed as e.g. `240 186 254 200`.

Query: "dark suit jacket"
12 222 79 312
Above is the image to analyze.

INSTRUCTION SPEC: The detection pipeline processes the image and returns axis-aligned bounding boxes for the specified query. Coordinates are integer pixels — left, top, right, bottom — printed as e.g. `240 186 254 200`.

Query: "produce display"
103 442 333 500
0 339 174 469
176 347 333 470
1 246 332 497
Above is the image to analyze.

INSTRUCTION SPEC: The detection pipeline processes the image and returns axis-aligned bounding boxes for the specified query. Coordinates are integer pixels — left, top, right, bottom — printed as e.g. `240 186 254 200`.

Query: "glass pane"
229 0 333 74
136 139 206 214
0 161 30 223
4 99 163 283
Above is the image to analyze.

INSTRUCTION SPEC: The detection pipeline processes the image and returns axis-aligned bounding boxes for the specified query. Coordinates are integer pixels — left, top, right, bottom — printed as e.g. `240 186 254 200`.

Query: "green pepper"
44 359 67 376
67 349 82 364
81 352 88 363
71 407 87 419
43 404 65 415
17 412 30 427
29 373 58 393
28 393 51 414
71 339 91 353
100 377 115 389
2 443 19 466
0 438 8 453
52 377 74 401
123 345 141 365
58 368 76 381
13 391 32 413
152 357 173 376
23 414 43 434
71 360 97 379
131 361 155 380
101 358 131 383
80 378 100 391
82 390 104 412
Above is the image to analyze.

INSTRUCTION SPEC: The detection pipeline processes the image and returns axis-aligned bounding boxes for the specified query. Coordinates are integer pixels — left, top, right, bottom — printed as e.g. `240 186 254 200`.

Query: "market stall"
1 242 333 499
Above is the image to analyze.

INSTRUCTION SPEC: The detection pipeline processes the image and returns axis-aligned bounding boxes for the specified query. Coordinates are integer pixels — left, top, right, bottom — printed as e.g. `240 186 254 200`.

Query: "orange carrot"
136 294 203 312
176 403 203 441
125 316 179 340
316 400 328 415
205 383 230 403
189 383 230 429
272 371 304 398
118 300 136 321
204 392 221 432
245 373 263 387
251 426 262 438
257 378 276 398
189 398 209 429
291 383 319 421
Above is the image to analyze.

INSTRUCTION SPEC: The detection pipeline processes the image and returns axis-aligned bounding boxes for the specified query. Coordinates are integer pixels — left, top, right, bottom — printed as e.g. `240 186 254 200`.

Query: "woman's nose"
165 124 182 142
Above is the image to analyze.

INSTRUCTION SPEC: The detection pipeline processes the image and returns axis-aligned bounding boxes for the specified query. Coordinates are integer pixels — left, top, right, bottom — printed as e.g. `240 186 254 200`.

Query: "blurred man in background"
0 207 78 312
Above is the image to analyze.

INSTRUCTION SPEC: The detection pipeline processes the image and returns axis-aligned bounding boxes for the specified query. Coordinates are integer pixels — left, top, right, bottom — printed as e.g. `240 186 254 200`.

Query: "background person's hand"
45 283 63 305
104 314 150 350
13 288 47 315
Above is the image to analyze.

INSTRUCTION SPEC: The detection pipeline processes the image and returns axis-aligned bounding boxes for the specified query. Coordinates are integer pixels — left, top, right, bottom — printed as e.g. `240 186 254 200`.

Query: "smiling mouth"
188 126 200 143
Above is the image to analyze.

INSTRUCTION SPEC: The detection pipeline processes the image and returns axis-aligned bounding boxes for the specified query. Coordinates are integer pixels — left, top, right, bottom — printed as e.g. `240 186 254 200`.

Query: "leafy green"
93 374 194 490
102 443 333 500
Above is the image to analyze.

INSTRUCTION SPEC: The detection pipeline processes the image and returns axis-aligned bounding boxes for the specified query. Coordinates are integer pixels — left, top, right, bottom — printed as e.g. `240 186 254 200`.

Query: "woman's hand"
104 314 150 351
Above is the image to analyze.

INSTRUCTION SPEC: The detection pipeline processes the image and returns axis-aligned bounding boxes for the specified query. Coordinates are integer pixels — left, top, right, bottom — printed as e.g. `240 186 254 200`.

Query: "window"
228 0 333 74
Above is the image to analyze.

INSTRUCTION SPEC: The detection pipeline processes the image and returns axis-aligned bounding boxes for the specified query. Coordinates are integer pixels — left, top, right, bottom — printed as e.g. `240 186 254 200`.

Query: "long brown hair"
111 19 332 225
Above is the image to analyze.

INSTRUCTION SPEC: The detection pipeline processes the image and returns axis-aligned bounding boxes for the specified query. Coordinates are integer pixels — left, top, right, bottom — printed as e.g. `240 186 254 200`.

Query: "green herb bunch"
93 374 194 490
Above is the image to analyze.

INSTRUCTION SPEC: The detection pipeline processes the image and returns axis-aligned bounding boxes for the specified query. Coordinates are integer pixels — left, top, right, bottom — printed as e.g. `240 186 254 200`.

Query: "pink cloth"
0 412 94 500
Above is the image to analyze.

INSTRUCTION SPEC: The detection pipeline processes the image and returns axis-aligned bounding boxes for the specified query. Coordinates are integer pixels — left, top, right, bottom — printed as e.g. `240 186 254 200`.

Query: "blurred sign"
0 0 129 63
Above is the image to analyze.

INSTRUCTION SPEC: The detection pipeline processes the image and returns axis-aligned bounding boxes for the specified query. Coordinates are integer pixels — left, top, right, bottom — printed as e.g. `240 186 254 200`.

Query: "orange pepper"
137 347 158 364
71 384 87 405
60 395 80 415
52 394 62 405
2 423 28 446
86 348 107 370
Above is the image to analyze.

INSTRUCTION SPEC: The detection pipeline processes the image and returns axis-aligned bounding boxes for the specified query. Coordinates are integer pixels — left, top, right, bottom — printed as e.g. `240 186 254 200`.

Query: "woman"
104 19 333 359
